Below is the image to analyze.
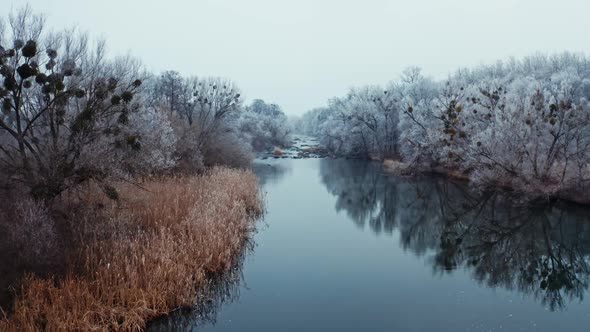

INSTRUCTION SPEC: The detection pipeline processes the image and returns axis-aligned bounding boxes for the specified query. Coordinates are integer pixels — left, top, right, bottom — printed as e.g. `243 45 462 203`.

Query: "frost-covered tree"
184 77 242 149
0 7 145 199
466 69 590 192
301 84 402 159
147 73 249 170
122 108 177 174
397 67 439 162
301 54 590 198
147 70 194 123
237 99 291 151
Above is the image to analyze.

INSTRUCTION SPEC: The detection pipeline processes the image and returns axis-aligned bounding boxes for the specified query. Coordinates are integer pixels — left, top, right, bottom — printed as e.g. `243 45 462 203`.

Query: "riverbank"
259 135 589 206
0 168 263 331
381 158 590 205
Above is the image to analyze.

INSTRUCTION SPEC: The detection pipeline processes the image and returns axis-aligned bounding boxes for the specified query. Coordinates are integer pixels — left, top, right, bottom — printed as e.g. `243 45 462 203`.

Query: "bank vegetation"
0 7 275 330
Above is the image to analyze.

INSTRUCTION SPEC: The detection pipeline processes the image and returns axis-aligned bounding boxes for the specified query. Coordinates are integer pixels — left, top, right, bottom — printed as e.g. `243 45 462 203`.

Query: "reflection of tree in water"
319 159 590 311
252 161 292 186
319 160 384 230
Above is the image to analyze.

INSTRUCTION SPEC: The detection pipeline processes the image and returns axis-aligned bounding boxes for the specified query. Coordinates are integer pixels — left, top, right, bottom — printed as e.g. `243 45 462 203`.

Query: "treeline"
298 54 590 199
0 7 290 202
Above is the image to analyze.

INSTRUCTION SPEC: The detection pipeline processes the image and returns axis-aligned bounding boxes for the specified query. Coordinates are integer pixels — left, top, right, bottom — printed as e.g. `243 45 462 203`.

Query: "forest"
297 55 590 202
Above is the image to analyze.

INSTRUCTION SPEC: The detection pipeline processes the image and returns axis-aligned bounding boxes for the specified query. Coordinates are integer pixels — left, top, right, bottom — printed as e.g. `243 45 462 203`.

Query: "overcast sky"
3 0 590 115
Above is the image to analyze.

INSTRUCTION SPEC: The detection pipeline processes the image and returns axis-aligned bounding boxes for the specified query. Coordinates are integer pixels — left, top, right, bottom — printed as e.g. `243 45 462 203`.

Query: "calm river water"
152 158 590 331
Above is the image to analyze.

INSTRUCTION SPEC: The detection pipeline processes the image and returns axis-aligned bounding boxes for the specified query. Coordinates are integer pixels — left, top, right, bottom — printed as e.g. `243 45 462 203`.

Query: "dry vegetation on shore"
0 168 263 331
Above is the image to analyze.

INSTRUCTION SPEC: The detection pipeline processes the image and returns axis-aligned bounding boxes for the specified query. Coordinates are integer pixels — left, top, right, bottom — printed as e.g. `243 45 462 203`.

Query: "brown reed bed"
0 167 263 331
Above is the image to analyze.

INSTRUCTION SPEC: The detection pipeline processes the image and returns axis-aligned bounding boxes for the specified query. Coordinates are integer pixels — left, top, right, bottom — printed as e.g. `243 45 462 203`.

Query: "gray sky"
4 0 590 115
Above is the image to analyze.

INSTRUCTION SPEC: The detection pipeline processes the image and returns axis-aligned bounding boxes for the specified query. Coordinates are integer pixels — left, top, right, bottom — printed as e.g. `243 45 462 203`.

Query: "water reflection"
252 160 292 186
148 161 288 330
319 159 590 311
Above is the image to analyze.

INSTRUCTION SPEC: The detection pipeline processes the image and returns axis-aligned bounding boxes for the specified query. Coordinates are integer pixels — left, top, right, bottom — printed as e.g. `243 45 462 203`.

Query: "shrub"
202 130 253 169
0 197 61 267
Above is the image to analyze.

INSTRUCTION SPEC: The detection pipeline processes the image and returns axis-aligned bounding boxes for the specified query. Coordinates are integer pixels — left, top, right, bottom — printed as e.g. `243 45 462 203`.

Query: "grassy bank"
0 167 263 331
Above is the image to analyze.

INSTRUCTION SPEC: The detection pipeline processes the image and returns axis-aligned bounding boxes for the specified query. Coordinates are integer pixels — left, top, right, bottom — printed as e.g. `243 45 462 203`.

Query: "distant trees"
237 99 291 151
300 53 590 198
300 85 401 159
144 77 294 170
148 73 251 169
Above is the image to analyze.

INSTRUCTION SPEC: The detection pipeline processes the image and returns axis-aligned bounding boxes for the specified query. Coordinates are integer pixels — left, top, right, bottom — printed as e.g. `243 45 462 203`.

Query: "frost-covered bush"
202 127 253 169
237 99 291 151
302 85 402 158
0 197 60 266
168 115 205 173
123 108 178 174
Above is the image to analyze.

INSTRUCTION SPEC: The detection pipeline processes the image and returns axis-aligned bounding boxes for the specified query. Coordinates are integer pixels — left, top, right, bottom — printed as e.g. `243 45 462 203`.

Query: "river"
150 157 590 331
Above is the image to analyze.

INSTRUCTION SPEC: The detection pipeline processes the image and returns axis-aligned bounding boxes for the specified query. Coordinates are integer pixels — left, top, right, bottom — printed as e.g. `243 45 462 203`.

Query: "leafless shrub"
202 129 253 169
0 197 60 267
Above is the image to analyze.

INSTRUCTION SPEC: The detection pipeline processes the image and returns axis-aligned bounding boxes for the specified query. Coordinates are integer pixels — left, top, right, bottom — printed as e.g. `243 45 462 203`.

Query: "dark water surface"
154 158 590 331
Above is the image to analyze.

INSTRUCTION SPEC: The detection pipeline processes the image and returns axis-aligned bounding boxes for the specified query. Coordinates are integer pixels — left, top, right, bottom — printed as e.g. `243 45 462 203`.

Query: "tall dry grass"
0 167 263 331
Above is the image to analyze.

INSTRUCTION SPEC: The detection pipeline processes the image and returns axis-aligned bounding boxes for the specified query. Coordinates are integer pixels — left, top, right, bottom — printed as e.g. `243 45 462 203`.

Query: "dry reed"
0 167 263 331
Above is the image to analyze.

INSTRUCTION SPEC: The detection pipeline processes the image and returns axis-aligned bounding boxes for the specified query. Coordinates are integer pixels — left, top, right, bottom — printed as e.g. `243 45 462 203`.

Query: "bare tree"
0 7 143 199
